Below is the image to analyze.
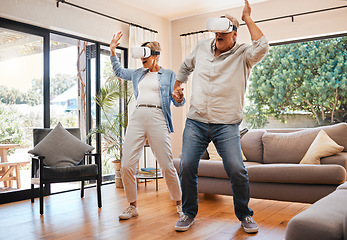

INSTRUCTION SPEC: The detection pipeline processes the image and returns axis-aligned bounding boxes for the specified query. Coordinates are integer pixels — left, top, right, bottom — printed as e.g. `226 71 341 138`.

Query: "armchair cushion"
28 122 94 167
42 164 98 180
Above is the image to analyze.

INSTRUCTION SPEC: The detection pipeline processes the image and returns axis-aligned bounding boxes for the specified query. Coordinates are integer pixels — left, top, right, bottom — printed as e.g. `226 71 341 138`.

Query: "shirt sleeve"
176 41 200 84
110 55 135 81
244 35 270 68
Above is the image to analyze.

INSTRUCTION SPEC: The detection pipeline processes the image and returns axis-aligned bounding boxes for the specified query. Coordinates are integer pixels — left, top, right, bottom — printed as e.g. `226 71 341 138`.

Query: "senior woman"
110 32 185 220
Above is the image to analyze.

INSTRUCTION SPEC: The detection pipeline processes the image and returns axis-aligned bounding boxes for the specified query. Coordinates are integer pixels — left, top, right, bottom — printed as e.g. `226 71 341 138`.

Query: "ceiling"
117 0 268 20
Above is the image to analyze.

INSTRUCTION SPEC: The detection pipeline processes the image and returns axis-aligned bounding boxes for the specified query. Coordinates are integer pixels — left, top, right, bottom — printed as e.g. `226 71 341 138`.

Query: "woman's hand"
110 32 123 56
172 81 185 103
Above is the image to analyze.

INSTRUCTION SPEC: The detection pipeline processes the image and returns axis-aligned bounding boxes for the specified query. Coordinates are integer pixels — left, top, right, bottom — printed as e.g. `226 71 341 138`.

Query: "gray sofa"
285 181 347 240
173 123 347 204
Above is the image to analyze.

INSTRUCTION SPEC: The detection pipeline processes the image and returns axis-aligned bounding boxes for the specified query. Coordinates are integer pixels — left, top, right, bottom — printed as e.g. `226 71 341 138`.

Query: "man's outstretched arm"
242 0 263 41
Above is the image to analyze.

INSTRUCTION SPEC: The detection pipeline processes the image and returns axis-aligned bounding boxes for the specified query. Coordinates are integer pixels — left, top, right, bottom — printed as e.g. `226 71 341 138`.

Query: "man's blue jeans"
179 118 253 221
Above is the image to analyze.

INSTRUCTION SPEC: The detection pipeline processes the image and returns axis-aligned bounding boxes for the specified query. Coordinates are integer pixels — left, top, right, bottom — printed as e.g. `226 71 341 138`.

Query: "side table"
135 144 163 191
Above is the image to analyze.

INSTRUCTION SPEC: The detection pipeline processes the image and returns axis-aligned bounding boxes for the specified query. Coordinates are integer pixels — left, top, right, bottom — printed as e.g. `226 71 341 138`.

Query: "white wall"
170 0 347 157
0 0 171 68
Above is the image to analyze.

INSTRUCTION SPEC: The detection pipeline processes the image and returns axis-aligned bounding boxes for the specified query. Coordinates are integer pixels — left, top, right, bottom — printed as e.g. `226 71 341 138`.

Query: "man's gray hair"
225 14 240 29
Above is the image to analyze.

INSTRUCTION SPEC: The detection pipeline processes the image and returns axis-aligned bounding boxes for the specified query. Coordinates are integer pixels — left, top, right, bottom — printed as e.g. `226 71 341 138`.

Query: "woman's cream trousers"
120 107 182 203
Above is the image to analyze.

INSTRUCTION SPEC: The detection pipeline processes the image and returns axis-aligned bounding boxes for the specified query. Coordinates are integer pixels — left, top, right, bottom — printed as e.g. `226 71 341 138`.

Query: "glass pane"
50 34 79 128
97 46 124 182
0 28 43 193
49 34 89 193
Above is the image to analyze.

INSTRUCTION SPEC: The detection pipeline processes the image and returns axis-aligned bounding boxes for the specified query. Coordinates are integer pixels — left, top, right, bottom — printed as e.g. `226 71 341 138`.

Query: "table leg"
15 165 21 189
0 149 9 187
155 160 158 191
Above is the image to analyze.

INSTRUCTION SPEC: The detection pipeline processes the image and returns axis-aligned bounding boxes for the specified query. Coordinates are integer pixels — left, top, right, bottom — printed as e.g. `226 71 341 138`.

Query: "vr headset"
131 42 160 59
206 17 237 33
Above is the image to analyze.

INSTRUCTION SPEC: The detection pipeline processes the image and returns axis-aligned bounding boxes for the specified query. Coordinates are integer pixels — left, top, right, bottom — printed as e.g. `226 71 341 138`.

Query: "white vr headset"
206 17 237 33
131 46 160 59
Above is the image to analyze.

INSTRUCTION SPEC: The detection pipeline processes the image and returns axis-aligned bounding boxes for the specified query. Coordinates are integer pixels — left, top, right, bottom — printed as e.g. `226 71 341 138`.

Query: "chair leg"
40 182 44 215
31 184 35 203
97 176 102 208
81 180 84 198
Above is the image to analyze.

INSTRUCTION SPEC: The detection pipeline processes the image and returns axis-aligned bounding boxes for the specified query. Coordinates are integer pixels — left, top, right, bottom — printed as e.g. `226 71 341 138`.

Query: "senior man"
172 0 269 233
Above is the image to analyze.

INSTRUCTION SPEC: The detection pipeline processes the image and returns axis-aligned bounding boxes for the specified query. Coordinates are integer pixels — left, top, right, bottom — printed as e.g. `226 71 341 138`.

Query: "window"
244 35 347 129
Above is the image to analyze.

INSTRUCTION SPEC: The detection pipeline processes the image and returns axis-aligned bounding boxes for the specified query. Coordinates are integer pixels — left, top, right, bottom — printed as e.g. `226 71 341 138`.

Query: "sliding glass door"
0 18 128 203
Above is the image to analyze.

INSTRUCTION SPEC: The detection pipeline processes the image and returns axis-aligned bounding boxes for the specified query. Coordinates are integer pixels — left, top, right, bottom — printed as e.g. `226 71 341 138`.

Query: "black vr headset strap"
141 42 150 47
141 42 160 56
151 50 160 55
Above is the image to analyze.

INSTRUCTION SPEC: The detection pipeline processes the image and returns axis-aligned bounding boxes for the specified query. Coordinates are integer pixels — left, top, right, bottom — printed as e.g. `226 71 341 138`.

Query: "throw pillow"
300 130 344 165
28 122 94 167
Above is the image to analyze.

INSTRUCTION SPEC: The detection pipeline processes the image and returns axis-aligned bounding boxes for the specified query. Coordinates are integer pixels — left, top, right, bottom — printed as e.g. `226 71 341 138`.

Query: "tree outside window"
245 36 347 128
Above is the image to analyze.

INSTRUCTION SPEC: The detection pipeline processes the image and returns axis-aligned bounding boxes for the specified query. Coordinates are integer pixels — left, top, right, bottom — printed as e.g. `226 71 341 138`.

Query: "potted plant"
88 77 132 188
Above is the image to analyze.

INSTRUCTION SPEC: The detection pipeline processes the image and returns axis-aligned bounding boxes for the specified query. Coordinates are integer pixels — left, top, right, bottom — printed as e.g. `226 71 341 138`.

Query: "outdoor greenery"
245 36 347 128
0 73 78 148
0 73 76 105
88 79 132 161
87 59 133 174
0 103 23 144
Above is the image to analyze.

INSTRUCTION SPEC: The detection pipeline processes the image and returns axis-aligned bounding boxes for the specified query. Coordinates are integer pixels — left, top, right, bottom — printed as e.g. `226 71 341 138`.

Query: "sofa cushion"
285 189 347 240
241 129 266 163
262 129 318 164
247 164 346 184
197 160 228 179
300 130 344 165
262 123 347 164
321 152 347 170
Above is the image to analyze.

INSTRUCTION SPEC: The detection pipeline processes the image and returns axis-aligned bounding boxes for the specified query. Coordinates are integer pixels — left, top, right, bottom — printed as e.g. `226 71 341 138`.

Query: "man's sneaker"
241 216 258 233
175 214 195 232
119 205 138 220
176 204 183 217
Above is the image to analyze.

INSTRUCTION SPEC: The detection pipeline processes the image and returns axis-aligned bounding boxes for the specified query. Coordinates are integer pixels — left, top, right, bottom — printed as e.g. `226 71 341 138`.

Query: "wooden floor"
0 179 310 240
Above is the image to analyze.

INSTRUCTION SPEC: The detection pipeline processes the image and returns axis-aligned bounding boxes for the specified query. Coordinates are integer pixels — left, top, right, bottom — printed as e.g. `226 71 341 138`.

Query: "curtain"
77 40 88 139
180 32 214 117
129 25 157 69
128 25 157 171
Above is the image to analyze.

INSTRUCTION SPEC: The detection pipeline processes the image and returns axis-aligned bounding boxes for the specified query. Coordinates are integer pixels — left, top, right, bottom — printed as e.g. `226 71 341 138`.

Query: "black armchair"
30 127 102 215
